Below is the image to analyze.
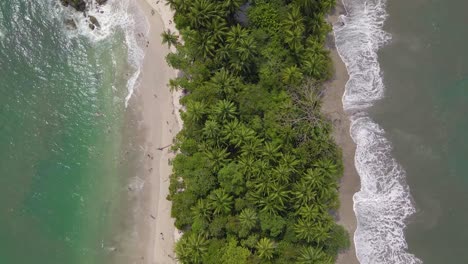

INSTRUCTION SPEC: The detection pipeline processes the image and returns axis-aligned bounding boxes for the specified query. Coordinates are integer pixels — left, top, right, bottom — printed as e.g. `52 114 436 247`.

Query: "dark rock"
64 18 77 30
89 15 100 28
89 23 95 30
96 0 108 5
60 0 86 12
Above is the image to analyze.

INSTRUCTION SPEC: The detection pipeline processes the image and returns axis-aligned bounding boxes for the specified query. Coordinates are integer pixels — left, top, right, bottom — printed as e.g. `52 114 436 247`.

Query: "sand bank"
323 2 360 264
128 0 181 263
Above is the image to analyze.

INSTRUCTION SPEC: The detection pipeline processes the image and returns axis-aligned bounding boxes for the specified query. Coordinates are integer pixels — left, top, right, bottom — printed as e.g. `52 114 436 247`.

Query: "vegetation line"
163 0 349 263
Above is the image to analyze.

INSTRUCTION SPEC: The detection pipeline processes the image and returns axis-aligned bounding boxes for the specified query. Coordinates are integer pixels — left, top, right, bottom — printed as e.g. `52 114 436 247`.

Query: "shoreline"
323 2 360 264
128 0 181 263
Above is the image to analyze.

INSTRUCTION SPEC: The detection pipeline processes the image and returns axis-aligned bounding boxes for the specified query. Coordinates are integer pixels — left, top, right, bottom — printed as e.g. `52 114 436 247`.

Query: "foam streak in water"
53 0 149 106
333 0 422 263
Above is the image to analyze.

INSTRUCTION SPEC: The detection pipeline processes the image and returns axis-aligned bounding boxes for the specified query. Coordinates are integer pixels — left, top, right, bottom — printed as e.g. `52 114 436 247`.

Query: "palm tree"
296 204 320 221
236 36 256 61
192 199 212 222
185 100 206 123
284 28 304 53
189 0 223 29
240 138 263 157
293 0 319 16
204 147 230 172
294 218 316 243
238 154 255 179
292 180 317 209
202 120 220 140
256 188 287 215
212 100 237 123
283 6 305 32
313 159 338 179
208 188 233 215
208 17 229 44
294 218 331 244
231 125 256 147
282 65 303 86
222 119 240 142
272 165 292 184
175 234 208 264
161 29 179 49
262 142 281 162
208 69 239 98
196 33 217 58
222 0 243 15
226 24 249 49
297 247 332 264
238 208 257 230
256 237 275 260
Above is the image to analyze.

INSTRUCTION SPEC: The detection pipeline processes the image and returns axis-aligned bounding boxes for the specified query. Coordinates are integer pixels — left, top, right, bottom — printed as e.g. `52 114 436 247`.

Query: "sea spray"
54 0 148 106
333 0 422 263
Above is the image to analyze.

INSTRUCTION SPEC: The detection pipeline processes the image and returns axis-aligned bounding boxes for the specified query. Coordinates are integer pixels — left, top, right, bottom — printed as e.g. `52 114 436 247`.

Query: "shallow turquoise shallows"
0 1 132 263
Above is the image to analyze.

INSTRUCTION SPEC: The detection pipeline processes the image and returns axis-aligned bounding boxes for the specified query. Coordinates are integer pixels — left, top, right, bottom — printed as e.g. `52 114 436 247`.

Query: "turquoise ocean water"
0 1 146 263
335 0 468 263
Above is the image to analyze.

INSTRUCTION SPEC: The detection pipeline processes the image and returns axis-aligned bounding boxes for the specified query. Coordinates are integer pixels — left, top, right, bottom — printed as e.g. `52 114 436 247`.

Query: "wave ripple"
333 0 422 263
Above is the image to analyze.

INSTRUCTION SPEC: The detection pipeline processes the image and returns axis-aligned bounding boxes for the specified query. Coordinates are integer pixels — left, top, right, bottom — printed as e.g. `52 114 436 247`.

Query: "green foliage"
165 0 347 262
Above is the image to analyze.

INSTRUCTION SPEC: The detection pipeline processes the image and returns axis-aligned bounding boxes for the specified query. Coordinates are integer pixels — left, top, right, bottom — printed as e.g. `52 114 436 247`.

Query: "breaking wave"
53 0 149 106
333 0 422 263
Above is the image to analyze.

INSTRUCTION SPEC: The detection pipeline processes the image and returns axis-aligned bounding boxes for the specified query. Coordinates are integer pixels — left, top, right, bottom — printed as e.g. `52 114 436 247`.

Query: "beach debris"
157 144 172 151
150 214 156 219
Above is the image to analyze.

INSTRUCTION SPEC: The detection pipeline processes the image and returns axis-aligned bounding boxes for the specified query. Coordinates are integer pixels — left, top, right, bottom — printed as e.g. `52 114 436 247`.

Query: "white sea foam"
333 0 422 263
54 0 149 106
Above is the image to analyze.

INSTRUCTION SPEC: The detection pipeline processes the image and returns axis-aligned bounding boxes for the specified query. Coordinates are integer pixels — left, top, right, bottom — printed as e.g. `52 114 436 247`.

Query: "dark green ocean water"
335 0 468 263
0 1 143 263
376 0 468 262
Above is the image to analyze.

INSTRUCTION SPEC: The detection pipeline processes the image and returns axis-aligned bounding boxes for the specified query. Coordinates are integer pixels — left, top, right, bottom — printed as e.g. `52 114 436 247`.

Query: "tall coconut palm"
175 233 208 264
236 36 257 61
161 29 179 49
297 247 332 264
313 159 338 179
238 154 255 179
202 119 220 141
262 142 281 162
208 188 233 215
186 100 206 123
208 17 229 44
294 218 316 243
222 119 240 142
231 125 256 147
226 24 249 49
282 65 303 86
256 237 275 260
283 6 305 32
204 147 230 172
212 99 237 123
292 180 317 209
192 199 212 222
222 0 243 15
240 137 263 157
284 28 304 54
238 208 258 230
189 0 223 29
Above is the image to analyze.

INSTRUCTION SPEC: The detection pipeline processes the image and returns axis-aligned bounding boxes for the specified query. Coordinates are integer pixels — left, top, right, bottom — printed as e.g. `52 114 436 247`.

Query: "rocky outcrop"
60 0 107 31
60 0 107 13
60 0 86 12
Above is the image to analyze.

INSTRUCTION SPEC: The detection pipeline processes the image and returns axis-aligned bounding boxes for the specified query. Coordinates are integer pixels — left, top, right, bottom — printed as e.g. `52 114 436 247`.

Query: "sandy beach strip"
130 0 181 263
322 2 360 264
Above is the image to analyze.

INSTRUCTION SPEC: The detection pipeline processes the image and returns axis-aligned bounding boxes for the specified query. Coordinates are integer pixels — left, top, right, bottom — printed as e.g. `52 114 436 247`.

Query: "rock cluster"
60 0 107 30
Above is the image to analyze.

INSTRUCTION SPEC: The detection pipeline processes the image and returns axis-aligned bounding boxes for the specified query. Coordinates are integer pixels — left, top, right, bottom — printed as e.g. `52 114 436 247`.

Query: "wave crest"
333 0 422 263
